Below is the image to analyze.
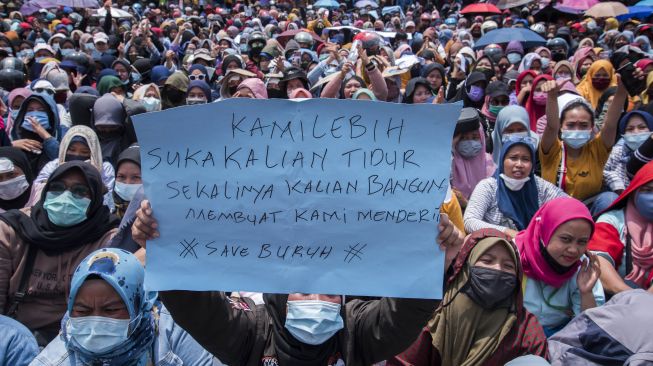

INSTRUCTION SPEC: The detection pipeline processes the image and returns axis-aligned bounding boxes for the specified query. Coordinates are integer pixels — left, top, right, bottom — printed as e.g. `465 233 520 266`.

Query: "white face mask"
499 173 531 191
0 175 29 200
141 96 161 112
114 182 142 202
501 131 528 143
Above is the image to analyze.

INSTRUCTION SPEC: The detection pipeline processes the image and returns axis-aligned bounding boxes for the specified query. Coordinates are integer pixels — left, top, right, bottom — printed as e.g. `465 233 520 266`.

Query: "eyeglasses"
189 74 206 81
48 181 91 199
34 87 55 95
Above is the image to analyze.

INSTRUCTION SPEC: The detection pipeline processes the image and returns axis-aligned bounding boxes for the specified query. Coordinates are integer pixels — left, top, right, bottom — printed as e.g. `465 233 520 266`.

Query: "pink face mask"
532 91 547 106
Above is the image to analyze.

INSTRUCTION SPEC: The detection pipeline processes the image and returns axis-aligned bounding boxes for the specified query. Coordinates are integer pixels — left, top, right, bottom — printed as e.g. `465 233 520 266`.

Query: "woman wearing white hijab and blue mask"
31 248 224 366
130 201 465 365
113 145 142 219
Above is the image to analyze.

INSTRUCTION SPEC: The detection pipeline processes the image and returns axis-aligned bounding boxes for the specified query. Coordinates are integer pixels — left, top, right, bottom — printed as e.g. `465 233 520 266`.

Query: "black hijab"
0 147 34 211
403 77 433 104
0 161 119 254
263 293 342 365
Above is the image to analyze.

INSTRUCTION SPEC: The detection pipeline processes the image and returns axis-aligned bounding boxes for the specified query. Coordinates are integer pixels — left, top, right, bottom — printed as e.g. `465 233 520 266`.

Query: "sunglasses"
189 74 206 81
34 87 55 95
48 181 91 199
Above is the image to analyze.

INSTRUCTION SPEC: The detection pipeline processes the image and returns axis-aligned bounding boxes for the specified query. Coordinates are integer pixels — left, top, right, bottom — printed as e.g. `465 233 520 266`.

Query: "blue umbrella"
19 0 58 15
314 0 340 9
616 6 653 20
636 0 653 6
355 0 378 9
473 27 546 50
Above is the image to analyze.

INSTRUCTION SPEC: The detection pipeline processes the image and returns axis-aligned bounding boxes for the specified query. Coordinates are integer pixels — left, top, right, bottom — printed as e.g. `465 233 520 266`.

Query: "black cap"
454 107 481 136
486 81 509 98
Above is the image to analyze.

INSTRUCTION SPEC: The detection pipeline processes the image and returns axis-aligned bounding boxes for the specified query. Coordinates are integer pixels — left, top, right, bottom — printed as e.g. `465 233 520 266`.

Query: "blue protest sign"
133 98 461 299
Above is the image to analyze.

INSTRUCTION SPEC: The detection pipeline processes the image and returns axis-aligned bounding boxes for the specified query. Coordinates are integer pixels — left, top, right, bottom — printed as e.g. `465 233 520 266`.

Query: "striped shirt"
464 176 568 233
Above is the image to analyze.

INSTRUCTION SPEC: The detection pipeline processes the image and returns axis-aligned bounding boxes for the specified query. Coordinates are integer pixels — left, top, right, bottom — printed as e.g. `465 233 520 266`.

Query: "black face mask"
65 154 89 162
462 266 517 310
552 51 566 62
165 87 185 104
540 240 576 274
267 88 285 99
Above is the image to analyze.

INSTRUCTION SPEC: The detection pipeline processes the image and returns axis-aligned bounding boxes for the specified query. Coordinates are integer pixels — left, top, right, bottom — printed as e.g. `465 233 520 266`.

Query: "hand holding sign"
133 98 461 298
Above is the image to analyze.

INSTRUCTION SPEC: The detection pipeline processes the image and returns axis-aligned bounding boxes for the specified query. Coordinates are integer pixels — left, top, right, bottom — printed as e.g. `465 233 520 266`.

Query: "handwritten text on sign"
133 99 460 299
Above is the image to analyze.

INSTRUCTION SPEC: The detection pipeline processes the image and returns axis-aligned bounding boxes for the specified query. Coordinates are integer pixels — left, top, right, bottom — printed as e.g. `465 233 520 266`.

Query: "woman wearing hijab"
186 80 212 105
10 93 62 174
576 60 618 110
518 53 542 74
451 108 495 205
591 162 653 296
524 74 553 132
233 78 269 99
114 145 141 219
420 63 446 96
603 111 653 195
0 147 34 214
0 162 119 345
132 83 162 112
516 197 604 337
515 70 537 106
539 77 624 203
96 75 124 96
571 47 597 81
450 72 487 109
388 229 548 366
491 106 540 165
465 139 566 238
481 81 510 127
552 61 577 84
161 71 189 110
92 94 132 167
5 88 31 135
403 77 433 104
34 125 115 210
32 248 223 365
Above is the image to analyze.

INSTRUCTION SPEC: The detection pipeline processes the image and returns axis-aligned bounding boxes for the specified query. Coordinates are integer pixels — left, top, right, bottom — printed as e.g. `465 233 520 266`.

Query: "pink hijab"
451 126 496 199
515 197 594 288
5 88 32 134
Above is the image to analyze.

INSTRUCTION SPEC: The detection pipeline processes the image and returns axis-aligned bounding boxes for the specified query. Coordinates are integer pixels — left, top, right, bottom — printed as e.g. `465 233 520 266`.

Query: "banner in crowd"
133 98 461 299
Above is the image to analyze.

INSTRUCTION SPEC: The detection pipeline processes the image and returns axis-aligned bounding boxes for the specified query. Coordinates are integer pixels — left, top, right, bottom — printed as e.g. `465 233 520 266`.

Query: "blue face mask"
43 191 90 227
22 110 51 132
561 129 591 149
17 49 34 59
456 139 483 158
9 109 19 121
114 182 142 202
507 53 522 65
467 85 484 102
623 132 650 151
541 57 550 70
67 316 130 354
285 300 344 345
635 191 653 221
60 48 74 57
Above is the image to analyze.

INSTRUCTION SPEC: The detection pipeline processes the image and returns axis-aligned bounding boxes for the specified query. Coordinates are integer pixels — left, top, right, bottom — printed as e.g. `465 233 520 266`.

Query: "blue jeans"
589 191 620 217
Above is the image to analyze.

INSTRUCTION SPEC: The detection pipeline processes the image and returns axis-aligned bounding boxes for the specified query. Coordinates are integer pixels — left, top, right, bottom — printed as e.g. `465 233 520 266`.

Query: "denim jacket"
29 305 224 366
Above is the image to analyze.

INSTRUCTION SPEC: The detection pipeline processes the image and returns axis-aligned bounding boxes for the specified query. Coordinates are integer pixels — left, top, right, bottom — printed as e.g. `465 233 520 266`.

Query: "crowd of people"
0 0 653 364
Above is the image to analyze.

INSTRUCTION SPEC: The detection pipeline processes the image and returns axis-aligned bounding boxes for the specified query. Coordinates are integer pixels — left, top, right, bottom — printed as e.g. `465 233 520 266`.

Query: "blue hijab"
617 110 653 137
61 248 156 366
495 140 539 231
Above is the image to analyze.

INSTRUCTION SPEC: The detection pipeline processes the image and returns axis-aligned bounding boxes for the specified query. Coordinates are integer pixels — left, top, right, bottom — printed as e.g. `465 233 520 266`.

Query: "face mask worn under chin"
285 300 344 345
115 182 142 202
67 316 130 354
461 266 517 310
635 191 653 221
623 132 650 151
43 190 90 227
560 129 591 149
456 139 483 158
499 173 531 191
0 175 29 200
